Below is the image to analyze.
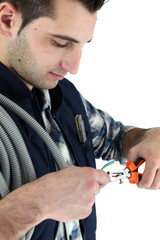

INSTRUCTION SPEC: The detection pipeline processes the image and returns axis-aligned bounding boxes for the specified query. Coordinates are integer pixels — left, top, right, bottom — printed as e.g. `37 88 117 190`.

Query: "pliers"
108 159 145 184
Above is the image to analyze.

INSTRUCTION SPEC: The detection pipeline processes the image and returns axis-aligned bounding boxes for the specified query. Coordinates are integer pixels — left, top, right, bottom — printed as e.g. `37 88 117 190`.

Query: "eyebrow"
51 34 92 44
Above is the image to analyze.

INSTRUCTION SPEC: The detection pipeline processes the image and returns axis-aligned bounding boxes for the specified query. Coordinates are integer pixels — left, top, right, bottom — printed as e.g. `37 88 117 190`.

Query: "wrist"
144 127 160 142
122 127 148 158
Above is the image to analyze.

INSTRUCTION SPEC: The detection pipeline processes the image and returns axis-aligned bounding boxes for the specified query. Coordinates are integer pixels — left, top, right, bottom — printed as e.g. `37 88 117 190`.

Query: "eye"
52 40 69 48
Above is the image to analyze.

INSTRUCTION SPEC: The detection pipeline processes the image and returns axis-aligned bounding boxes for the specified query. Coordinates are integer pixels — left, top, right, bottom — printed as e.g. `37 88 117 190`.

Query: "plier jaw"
108 159 145 184
108 168 131 182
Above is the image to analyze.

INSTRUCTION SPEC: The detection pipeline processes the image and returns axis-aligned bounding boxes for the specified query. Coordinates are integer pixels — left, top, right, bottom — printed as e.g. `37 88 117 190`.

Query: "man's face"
6 0 97 90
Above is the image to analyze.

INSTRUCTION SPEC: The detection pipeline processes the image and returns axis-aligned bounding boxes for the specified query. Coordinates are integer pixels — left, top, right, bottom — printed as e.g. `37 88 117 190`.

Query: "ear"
0 2 20 37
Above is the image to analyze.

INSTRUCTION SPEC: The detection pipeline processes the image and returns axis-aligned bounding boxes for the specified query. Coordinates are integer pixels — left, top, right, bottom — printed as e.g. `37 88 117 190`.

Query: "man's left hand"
127 128 160 189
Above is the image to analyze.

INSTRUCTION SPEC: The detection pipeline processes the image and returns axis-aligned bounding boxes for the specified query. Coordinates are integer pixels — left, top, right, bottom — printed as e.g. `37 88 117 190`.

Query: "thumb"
96 169 110 188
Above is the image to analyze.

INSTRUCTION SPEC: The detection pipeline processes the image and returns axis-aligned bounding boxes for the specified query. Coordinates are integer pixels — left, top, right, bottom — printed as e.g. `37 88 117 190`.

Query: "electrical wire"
101 160 115 170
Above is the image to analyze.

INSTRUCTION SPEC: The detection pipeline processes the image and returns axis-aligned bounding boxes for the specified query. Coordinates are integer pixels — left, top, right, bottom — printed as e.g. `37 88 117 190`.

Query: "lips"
48 72 65 81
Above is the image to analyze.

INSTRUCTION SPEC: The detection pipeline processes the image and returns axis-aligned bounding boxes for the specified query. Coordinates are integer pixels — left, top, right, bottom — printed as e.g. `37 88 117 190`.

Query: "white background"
69 0 160 239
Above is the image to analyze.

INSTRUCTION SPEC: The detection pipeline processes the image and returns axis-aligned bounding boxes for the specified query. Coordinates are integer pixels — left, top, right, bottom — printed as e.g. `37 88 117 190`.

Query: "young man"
0 0 160 239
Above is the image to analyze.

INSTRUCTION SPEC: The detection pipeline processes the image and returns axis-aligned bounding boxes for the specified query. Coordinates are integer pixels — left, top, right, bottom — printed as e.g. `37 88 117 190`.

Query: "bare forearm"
122 127 148 159
0 182 43 240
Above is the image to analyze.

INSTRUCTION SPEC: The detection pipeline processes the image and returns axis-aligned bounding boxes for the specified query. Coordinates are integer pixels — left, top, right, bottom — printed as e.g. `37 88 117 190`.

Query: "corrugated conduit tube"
0 93 68 240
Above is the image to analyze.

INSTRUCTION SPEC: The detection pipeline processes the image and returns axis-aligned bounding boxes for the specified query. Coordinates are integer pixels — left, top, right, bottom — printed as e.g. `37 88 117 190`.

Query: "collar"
0 62 34 101
0 62 63 112
38 89 51 111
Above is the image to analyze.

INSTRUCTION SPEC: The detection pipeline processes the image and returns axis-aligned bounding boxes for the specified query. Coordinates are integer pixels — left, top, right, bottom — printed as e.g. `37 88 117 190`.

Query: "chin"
42 80 59 90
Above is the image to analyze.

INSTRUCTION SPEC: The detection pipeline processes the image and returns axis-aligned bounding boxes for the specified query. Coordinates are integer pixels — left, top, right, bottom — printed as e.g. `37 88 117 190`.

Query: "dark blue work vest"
0 62 97 240
33 79 97 240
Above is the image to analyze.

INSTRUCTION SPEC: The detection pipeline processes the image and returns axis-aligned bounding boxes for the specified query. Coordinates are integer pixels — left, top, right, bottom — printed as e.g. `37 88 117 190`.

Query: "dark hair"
0 0 106 32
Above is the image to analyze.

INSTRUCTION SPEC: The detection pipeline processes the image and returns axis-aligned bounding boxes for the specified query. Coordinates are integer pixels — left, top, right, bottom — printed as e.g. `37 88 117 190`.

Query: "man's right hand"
36 166 110 222
0 166 110 239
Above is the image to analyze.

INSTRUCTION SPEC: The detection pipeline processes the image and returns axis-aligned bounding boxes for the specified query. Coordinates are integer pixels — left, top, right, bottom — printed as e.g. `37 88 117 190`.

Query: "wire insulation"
101 160 115 170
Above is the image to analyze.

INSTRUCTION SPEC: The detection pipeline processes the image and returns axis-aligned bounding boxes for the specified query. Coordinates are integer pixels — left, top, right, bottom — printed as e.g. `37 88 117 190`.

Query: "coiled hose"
0 93 68 240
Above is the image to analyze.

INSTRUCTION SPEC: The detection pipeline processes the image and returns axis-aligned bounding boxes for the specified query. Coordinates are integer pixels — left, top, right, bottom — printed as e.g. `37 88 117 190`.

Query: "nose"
61 47 82 74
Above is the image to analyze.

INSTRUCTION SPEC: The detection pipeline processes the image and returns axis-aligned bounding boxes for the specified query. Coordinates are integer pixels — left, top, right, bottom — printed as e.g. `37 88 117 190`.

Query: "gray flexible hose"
0 93 68 240
0 105 36 240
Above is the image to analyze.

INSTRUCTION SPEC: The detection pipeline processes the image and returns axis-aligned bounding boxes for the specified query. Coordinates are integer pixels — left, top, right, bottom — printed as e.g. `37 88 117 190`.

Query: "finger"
93 183 101 195
138 161 157 188
150 169 160 190
96 169 110 188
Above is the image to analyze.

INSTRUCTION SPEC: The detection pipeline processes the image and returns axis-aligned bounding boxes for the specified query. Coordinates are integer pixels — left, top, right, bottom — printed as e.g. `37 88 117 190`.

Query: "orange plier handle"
126 159 146 184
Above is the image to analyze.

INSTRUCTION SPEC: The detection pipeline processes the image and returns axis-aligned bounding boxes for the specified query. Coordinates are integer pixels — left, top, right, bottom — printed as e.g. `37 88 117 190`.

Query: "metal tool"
108 159 145 184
